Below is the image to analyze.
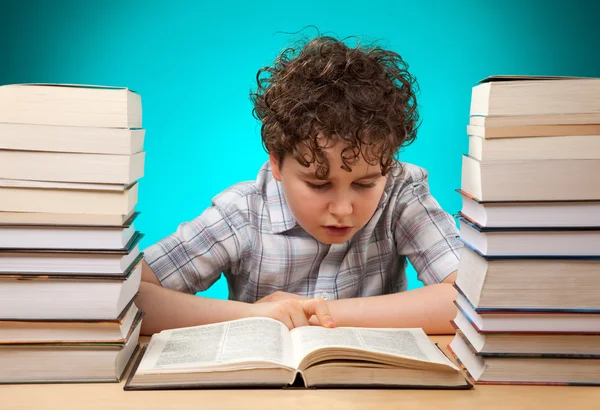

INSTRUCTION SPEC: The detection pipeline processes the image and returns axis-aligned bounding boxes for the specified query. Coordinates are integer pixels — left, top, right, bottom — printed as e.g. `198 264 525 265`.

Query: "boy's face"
270 141 387 244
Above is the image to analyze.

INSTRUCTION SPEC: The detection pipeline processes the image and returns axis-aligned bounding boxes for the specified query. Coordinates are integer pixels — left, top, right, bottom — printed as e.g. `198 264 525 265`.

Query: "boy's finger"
301 298 335 328
279 315 294 330
289 302 310 328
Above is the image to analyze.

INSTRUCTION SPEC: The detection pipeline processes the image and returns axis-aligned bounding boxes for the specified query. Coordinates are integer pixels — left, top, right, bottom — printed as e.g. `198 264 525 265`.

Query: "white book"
455 292 600 333
0 84 141 128
452 308 600 356
467 132 600 161
0 150 145 184
0 178 131 191
0 300 141 343
470 76 600 117
455 245 600 310
125 318 470 390
0 210 135 226
449 331 600 385
0 219 137 250
0 261 142 320
0 183 137 214
470 113 600 128
461 155 600 201
458 191 600 228
0 318 141 383
0 236 142 274
0 123 144 155
458 217 600 256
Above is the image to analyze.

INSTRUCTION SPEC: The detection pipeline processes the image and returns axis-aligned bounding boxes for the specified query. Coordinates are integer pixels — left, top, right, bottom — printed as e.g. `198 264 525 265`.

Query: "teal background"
1 0 599 297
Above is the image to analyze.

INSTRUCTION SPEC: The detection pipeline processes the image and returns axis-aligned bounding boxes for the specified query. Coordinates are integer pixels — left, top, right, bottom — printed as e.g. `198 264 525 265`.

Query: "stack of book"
0 84 145 383
449 75 600 385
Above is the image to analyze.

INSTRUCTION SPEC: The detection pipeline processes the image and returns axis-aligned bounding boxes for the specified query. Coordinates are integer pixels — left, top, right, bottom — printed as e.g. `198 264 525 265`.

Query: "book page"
290 326 457 369
137 318 294 373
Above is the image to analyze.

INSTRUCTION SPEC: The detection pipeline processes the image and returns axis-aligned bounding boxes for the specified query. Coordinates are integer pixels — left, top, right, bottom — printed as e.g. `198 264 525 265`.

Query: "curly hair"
250 35 420 179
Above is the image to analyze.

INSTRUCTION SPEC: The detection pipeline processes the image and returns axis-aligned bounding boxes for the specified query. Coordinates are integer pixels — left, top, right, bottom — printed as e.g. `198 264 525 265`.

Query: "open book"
125 317 470 390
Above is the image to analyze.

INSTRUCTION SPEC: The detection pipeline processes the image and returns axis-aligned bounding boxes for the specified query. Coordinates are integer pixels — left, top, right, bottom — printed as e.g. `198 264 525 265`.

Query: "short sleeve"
143 206 243 294
394 172 462 285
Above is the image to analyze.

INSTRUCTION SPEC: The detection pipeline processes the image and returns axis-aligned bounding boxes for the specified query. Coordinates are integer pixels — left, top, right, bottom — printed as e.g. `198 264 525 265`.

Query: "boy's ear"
269 153 282 181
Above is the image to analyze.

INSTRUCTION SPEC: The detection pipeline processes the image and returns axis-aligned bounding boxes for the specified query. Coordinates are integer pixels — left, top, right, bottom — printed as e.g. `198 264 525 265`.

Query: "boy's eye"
306 182 330 190
353 182 376 189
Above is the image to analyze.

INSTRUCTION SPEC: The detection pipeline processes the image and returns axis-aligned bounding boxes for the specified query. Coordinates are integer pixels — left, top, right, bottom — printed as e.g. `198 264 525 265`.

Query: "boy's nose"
328 197 353 218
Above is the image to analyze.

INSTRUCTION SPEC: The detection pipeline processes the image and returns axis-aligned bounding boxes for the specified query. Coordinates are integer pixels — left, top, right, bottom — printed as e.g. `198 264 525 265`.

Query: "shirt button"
320 293 329 300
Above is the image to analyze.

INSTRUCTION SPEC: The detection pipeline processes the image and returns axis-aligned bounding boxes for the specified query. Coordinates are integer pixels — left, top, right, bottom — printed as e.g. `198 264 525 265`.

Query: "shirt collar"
265 170 298 234
378 170 393 209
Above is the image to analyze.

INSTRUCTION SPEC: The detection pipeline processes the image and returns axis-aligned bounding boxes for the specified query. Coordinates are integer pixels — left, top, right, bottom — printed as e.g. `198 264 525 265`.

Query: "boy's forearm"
325 283 458 334
137 282 252 335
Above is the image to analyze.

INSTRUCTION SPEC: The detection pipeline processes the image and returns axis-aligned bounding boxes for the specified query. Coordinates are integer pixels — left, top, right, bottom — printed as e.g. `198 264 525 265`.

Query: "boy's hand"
255 291 309 304
247 298 335 330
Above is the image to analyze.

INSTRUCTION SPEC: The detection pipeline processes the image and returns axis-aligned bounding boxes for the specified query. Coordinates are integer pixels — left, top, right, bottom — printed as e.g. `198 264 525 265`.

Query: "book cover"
0 212 139 229
455 328 600 359
453 284 600 314
458 215 600 232
0 293 139 325
455 189 600 204
0 232 143 255
0 253 143 281
457 237 600 261
477 75 593 84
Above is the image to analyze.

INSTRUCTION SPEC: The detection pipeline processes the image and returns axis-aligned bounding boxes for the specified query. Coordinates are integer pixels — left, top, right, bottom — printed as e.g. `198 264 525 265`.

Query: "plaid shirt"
144 161 462 302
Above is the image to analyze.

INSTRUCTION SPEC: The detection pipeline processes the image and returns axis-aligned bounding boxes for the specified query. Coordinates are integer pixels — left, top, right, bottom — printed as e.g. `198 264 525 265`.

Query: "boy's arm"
321 271 457 334
136 204 256 334
370 167 461 334
257 271 457 334
138 260 251 334
138 261 335 334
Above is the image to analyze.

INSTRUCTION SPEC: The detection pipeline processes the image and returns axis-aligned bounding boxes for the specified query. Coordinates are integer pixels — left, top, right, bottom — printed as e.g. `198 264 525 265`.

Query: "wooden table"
2 336 600 410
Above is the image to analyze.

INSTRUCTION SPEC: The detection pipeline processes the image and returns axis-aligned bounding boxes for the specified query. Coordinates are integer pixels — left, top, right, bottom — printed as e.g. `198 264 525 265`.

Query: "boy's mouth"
323 226 352 237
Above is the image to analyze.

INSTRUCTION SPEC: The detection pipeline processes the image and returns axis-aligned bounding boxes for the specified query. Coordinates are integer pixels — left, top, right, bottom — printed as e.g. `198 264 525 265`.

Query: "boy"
138 35 462 335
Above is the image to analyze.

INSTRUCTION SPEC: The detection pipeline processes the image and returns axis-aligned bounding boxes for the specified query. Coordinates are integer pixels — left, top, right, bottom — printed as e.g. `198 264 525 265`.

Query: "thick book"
0 181 138 215
0 313 142 384
0 83 142 128
467 132 600 161
0 212 138 250
469 75 600 117
466 121 600 138
457 216 600 257
452 309 600 356
0 123 144 155
460 154 600 201
0 228 141 253
457 189 600 228
0 260 142 320
0 210 136 226
454 289 600 333
0 234 143 275
456 242 600 310
0 297 141 344
449 329 600 385
0 150 145 185
124 318 471 390
469 112 600 129
0 178 132 191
